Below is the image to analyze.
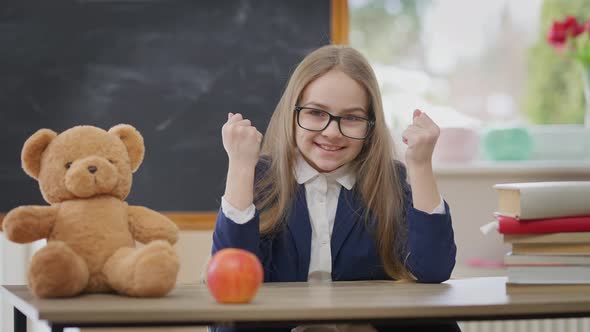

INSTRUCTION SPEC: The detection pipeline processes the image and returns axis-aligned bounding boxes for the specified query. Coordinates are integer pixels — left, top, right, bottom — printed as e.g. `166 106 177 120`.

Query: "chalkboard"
0 0 330 211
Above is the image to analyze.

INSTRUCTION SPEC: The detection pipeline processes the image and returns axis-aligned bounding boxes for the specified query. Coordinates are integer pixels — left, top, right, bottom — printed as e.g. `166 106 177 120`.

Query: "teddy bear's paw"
28 242 89 298
2 206 54 243
2 206 33 242
128 241 179 297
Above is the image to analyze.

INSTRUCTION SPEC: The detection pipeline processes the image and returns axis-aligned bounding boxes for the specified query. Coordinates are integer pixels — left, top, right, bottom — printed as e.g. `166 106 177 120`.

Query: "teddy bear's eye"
65 162 72 169
108 159 115 164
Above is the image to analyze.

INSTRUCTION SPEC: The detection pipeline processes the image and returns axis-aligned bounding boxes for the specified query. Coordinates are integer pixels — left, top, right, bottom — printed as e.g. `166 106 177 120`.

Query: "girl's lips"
314 142 345 152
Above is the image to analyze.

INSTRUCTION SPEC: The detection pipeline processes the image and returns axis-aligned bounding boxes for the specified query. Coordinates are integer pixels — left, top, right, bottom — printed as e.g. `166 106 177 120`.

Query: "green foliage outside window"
350 0 422 64
523 0 590 124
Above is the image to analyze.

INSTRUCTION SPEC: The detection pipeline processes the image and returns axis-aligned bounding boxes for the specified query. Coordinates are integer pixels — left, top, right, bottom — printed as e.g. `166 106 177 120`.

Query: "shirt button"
321 239 329 245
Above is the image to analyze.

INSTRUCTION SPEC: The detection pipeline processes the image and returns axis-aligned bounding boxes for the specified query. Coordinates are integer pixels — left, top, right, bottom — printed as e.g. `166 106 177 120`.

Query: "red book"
495 214 590 234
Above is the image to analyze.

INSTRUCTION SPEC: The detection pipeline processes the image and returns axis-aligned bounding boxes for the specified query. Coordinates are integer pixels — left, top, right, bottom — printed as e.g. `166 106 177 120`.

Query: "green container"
482 127 533 161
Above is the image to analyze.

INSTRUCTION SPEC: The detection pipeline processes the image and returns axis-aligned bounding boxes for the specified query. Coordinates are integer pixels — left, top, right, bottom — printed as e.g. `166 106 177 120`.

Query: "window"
349 0 590 162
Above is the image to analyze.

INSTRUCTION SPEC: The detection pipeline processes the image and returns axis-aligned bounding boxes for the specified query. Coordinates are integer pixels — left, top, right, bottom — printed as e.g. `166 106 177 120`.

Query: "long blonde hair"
256 45 412 280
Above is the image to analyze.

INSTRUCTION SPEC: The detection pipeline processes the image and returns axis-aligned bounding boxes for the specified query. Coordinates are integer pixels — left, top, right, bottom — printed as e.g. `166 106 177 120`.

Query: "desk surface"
3 277 590 326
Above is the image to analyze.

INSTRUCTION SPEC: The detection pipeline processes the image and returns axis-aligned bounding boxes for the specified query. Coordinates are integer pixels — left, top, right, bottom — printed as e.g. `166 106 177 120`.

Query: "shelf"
434 160 590 176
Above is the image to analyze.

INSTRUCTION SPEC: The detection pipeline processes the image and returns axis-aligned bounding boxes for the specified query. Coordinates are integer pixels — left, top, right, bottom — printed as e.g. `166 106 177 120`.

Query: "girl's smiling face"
295 69 369 173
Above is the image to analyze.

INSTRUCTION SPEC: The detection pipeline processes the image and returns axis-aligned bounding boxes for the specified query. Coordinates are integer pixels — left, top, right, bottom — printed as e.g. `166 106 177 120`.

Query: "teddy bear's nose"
88 166 97 174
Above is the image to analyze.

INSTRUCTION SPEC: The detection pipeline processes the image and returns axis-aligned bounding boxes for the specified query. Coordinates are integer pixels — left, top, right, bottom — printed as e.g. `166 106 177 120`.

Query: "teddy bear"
1 124 180 298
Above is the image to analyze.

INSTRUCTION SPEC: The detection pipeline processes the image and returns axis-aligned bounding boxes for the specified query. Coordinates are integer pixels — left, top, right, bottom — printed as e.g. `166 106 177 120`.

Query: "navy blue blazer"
212 161 456 283
210 161 458 332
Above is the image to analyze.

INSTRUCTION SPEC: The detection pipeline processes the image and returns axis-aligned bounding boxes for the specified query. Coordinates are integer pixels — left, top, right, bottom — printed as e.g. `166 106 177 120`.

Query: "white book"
507 265 590 284
504 253 590 266
493 181 590 220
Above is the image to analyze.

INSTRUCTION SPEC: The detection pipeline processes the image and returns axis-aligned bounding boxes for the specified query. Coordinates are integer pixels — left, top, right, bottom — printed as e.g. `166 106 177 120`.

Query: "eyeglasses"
294 106 374 140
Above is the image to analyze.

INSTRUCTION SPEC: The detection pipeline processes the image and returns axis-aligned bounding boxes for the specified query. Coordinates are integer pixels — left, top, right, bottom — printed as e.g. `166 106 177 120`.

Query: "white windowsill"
434 160 590 176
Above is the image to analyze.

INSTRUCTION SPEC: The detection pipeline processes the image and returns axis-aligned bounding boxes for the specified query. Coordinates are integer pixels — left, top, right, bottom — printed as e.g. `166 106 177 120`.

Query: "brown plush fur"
1 125 179 298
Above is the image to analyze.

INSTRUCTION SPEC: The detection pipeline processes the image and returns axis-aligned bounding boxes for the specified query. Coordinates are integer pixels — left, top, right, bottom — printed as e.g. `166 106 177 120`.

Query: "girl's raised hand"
401 109 440 168
222 113 263 168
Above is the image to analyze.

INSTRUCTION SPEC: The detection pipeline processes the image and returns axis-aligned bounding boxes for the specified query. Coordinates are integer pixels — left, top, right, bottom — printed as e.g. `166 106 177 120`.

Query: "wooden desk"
3 277 590 332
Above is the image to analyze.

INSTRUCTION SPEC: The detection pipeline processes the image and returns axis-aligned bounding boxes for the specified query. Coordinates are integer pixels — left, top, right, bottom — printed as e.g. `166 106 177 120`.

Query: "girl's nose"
322 119 342 137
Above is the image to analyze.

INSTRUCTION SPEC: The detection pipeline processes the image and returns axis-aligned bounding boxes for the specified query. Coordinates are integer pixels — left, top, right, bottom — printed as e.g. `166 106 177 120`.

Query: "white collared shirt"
293 155 355 282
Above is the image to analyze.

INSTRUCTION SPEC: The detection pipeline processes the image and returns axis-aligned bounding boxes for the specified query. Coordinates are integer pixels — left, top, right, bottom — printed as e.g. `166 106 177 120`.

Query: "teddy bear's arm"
1 205 58 243
128 206 178 245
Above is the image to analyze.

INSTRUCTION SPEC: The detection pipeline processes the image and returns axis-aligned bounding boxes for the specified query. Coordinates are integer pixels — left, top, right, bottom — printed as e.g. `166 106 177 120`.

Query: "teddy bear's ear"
108 124 145 172
21 129 58 179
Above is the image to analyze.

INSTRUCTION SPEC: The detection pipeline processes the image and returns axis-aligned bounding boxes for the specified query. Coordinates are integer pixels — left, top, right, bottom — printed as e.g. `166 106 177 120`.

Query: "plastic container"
481 127 533 161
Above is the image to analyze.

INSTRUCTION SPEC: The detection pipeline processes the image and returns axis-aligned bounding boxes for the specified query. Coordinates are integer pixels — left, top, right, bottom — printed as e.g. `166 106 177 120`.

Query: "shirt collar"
294 152 356 190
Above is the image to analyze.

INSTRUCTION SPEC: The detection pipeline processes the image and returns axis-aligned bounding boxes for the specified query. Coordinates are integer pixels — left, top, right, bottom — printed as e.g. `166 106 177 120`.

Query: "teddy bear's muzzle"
64 156 119 198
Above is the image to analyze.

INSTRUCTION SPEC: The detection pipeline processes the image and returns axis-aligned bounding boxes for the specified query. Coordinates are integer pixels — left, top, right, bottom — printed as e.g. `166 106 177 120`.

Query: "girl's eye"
65 162 72 169
343 116 361 121
310 110 326 117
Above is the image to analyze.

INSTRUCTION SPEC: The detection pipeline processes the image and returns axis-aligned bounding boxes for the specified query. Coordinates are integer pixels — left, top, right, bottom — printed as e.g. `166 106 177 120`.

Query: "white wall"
1 234 30 332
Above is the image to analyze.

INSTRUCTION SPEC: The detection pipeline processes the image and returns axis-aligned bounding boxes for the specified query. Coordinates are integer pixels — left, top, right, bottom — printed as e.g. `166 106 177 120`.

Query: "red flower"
547 16 585 49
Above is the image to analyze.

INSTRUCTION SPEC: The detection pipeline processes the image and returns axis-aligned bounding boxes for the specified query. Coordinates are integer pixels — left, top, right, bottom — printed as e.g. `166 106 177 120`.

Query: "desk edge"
1 285 40 321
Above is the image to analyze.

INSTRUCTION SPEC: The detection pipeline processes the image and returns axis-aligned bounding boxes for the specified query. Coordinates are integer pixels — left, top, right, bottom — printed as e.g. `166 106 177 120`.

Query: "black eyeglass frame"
294 106 375 140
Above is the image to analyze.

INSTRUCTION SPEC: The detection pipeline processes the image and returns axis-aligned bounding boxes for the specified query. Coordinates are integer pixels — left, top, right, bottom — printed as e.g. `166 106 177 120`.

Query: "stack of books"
492 181 590 292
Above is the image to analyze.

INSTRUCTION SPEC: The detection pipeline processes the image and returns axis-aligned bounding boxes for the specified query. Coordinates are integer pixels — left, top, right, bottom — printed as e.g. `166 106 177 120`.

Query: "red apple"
206 248 263 304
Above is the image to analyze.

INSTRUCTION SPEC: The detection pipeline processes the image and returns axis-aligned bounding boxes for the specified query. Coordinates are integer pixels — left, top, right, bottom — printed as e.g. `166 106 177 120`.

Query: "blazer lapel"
331 188 364 263
286 185 312 281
